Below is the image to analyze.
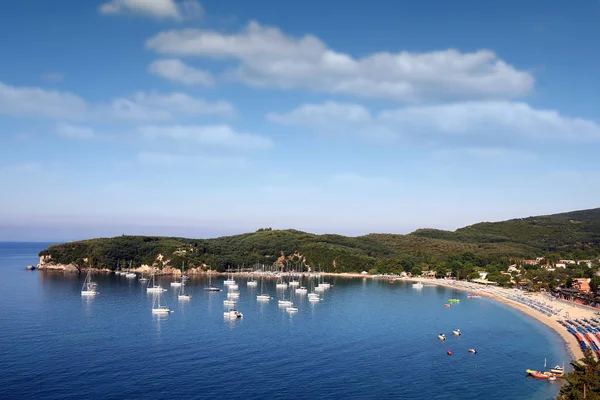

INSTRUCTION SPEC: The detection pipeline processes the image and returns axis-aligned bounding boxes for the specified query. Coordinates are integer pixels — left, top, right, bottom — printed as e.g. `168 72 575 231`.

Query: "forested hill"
39 208 600 274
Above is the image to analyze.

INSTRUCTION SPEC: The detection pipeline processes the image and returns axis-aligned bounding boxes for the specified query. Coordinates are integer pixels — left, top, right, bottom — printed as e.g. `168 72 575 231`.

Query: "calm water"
0 242 567 399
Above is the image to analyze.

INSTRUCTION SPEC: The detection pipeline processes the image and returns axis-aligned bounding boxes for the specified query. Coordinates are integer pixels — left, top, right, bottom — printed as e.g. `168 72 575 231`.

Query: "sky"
1 0 600 241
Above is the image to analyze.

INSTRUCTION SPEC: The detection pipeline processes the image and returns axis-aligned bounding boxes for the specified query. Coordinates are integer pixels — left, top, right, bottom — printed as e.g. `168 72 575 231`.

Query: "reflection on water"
0 243 568 400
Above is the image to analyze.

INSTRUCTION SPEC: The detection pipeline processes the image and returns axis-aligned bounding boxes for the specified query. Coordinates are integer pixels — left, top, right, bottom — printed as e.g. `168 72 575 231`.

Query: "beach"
405 277 590 360
319 272 589 360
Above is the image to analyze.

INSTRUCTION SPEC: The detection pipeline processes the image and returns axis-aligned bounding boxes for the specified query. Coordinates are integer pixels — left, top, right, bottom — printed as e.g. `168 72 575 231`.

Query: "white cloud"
0 81 234 122
0 81 88 120
146 21 533 102
137 124 273 150
378 101 600 142
99 0 203 21
267 101 370 131
137 151 247 167
54 123 95 140
149 59 213 86
268 100 600 144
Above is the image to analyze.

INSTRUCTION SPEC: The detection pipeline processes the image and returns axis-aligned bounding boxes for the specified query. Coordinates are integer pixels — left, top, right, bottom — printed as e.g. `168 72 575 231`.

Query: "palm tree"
558 349 600 399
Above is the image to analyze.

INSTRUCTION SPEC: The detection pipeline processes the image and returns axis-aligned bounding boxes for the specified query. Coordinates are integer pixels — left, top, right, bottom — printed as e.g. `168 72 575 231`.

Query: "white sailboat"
205 268 221 291
276 274 288 290
81 268 98 296
125 261 137 278
178 268 191 301
139 271 148 283
256 278 271 301
146 269 166 292
284 285 297 312
171 262 184 287
151 292 172 314
224 268 236 286
223 300 243 319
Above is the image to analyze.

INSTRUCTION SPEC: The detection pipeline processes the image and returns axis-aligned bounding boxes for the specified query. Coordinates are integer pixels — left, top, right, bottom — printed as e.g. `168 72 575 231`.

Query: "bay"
0 242 566 399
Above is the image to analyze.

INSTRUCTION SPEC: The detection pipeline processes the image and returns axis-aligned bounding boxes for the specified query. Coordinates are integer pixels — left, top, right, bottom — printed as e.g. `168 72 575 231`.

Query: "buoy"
447 350 452 356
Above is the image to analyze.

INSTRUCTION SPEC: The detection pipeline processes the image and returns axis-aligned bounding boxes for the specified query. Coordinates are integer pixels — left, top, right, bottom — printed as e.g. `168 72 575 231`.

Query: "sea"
0 242 567 400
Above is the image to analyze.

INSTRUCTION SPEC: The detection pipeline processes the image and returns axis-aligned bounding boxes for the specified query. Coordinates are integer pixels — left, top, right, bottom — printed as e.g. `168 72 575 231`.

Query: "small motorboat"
224 310 243 319
550 365 564 375
468 348 477 354
412 282 424 289
444 304 451 307
438 334 446 341
453 329 461 336
526 369 549 379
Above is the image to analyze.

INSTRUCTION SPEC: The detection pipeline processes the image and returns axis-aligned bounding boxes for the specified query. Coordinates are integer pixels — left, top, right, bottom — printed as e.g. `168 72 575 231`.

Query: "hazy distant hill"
39 208 600 273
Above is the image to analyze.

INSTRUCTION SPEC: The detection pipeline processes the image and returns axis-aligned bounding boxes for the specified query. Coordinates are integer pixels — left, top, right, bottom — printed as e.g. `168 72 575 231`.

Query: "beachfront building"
572 278 591 293
478 271 488 280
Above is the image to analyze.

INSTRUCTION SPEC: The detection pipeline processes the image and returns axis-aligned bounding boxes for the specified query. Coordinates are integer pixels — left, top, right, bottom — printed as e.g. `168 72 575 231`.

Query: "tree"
411 266 422 276
590 277 600 293
566 277 573 289
467 271 480 280
558 349 600 399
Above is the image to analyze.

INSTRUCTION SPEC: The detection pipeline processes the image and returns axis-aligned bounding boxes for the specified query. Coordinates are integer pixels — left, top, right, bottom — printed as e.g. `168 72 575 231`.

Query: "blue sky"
1 0 600 241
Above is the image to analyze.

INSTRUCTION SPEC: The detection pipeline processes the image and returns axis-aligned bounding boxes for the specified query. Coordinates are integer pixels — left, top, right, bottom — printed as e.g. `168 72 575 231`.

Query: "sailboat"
139 271 148 283
146 269 166 292
224 268 236 286
276 273 288 290
223 300 243 319
81 268 98 296
285 285 298 312
205 268 222 291
308 276 321 302
257 278 271 301
151 292 173 314
171 262 184 287
247 263 259 287
125 261 137 278
178 265 191 300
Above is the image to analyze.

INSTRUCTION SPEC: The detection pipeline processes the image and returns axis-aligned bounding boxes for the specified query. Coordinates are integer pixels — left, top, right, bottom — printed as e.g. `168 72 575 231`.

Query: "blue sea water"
0 242 567 400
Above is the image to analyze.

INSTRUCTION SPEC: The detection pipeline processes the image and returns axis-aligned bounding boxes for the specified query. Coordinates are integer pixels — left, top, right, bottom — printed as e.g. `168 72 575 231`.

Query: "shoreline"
33 265 588 360
405 277 584 360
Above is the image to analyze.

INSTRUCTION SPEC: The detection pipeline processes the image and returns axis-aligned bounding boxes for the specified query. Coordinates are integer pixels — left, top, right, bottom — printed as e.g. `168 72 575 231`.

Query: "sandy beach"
317 272 590 360
404 277 591 360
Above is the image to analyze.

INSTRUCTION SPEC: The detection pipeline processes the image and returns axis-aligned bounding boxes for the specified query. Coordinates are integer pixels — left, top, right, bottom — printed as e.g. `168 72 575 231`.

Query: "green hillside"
39 208 600 274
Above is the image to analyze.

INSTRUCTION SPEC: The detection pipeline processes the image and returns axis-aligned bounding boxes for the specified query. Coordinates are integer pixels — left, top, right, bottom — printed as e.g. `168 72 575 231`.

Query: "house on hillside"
555 263 567 269
578 260 593 267
560 259 576 265
540 264 555 271
507 265 520 273
523 260 538 266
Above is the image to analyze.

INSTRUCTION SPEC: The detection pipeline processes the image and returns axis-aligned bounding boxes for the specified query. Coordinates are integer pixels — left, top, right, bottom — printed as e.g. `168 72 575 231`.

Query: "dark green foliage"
558 349 600 400
39 208 600 274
